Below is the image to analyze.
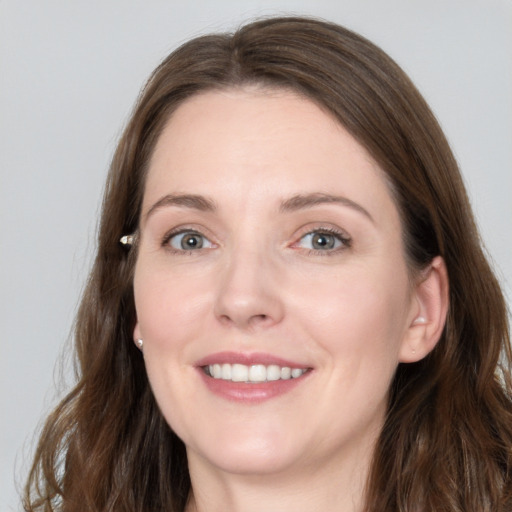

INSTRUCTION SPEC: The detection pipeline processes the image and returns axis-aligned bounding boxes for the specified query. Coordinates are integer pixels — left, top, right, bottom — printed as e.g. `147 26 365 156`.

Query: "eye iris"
312 233 335 250
181 233 203 250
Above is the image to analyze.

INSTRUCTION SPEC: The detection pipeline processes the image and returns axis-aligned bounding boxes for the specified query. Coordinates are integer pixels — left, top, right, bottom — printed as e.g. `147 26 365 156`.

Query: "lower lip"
197 369 311 403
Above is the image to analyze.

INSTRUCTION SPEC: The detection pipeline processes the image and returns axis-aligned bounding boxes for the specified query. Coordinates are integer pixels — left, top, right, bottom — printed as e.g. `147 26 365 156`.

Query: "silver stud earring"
136 339 144 350
120 234 134 246
413 316 427 325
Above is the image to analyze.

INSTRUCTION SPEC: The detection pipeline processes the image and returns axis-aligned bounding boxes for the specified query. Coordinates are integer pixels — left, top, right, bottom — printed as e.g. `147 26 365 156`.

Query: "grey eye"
298 231 344 251
169 231 212 251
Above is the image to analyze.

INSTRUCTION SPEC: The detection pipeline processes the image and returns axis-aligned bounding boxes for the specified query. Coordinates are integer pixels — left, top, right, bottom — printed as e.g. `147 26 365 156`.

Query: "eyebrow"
144 192 374 223
280 193 374 223
145 193 217 221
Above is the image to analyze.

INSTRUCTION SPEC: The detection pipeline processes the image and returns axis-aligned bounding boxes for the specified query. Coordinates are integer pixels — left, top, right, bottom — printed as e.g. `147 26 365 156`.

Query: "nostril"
250 314 270 325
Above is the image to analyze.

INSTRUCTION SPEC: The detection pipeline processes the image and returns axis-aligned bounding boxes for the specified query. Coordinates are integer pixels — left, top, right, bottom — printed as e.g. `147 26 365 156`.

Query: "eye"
296 229 350 252
166 230 214 251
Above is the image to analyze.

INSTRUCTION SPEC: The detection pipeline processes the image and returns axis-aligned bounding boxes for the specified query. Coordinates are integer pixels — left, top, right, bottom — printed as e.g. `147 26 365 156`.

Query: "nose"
213 245 285 330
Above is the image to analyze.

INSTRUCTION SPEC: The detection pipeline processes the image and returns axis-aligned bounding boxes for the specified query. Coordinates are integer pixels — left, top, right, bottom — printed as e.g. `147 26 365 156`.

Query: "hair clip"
120 234 134 246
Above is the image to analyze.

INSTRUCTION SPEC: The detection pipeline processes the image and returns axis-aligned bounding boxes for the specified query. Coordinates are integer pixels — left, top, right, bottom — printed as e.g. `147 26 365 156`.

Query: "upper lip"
195 351 311 369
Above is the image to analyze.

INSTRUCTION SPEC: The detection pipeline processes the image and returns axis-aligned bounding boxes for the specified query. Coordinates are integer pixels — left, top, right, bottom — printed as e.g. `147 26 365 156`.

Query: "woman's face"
133 88 421 478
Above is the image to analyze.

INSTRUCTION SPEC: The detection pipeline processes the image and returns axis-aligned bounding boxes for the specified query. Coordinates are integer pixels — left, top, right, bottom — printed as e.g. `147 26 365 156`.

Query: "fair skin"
133 88 447 512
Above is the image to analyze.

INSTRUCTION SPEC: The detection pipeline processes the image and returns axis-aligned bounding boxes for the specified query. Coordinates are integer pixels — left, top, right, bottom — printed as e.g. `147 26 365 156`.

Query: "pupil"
182 234 202 249
313 233 334 250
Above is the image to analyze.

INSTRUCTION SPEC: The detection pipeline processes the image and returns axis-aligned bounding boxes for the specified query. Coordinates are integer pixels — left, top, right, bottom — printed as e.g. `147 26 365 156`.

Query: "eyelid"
158 223 351 255
291 225 352 253
161 225 217 252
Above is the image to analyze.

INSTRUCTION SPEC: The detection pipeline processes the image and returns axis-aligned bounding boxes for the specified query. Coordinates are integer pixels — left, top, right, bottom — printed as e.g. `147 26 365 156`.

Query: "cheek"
133 265 211 346
133 267 209 431
291 264 410 369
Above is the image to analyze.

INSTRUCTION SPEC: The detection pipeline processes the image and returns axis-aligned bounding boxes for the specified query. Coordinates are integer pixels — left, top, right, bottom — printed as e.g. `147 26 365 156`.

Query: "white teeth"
266 365 281 381
249 364 267 382
231 363 249 382
280 367 291 380
221 363 232 380
291 368 305 378
205 363 308 382
212 364 222 379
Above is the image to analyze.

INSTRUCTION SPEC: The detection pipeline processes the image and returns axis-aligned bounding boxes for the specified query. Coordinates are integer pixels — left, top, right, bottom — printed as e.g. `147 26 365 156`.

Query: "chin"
185 425 303 476
194 449 298 476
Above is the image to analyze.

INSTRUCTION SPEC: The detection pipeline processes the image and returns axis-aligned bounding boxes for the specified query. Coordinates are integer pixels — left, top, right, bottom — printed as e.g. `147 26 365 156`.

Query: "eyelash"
294 227 352 256
161 226 352 255
162 228 214 255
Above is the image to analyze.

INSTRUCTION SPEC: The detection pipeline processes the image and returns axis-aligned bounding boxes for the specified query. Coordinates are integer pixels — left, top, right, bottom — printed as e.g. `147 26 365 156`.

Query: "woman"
24 16 512 512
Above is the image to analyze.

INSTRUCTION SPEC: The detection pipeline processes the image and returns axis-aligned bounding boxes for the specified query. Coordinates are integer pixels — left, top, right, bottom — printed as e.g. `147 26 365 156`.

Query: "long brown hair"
24 16 512 512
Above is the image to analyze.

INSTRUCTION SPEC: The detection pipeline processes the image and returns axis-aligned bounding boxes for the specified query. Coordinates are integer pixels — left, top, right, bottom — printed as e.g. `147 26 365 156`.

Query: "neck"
185 440 374 512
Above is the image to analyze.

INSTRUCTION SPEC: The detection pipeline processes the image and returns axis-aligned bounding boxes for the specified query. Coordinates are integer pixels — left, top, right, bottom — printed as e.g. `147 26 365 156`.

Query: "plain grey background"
1 1 511 510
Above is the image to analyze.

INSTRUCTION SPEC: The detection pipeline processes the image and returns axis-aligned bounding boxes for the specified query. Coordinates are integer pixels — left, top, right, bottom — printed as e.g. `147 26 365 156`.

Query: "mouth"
195 352 313 402
203 363 309 383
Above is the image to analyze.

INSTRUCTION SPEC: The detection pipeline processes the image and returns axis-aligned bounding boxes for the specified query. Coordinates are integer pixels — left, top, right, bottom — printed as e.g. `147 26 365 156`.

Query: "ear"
399 256 449 363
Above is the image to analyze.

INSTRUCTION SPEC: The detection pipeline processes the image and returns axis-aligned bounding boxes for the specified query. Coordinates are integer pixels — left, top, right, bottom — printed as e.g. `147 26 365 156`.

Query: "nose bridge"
214 234 284 329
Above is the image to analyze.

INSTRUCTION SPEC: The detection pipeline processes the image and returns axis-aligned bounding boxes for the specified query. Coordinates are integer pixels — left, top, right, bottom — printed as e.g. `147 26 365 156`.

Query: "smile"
204 363 308 383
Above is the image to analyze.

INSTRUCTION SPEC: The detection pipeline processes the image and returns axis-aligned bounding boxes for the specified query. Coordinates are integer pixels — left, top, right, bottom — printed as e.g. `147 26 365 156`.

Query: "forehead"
148 87 371 172
143 88 398 227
